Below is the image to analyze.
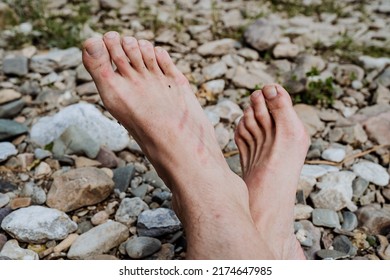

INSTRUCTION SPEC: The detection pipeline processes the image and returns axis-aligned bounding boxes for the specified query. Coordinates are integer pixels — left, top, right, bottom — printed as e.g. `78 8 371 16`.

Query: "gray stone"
76 63 93 81
226 154 242 176
143 170 166 189
333 235 357 256
342 211 358 231
352 177 369 199
273 43 300 58
311 171 357 211
31 185 46 205
300 165 328 178
316 249 348 260
115 197 149 226
0 89 21 105
202 61 227 80
131 184 149 199
34 148 52 160
244 19 281 51
0 208 12 225
0 240 38 260
294 104 324 136
377 67 390 87
321 148 346 162
232 66 274 89
1 206 77 243
356 205 390 235
0 119 28 141
0 193 9 208
2 55 28 76
137 208 181 237
0 99 26 118
197 39 238 56
312 208 341 228
373 84 390 104
30 48 82 74
125 237 161 259
30 103 129 152
67 221 129 259
0 142 17 162
113 165 136 192
352 161 389 187
296 220 321 259
76 82 98 96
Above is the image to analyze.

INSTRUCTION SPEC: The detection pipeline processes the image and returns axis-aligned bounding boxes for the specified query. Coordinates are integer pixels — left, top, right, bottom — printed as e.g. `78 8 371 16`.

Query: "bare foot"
82 32 263 259
235 85 309 259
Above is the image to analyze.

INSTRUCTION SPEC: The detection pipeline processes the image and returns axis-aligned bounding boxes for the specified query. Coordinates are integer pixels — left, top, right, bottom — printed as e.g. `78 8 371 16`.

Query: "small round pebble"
125 237 162 259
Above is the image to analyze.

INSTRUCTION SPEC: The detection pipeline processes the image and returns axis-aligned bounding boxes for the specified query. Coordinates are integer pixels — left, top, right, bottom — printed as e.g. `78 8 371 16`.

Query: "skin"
82 32 308 259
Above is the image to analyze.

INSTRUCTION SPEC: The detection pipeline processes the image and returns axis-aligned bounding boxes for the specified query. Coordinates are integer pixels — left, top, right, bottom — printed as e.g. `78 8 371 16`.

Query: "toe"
250 90 272 132
234 120 249 169
242 106 263 143
103 31 133 76
237 111 255 150
262 84 293 112
138 40 161 73
155 47 182 77
82 37 115 81
122 36 146 72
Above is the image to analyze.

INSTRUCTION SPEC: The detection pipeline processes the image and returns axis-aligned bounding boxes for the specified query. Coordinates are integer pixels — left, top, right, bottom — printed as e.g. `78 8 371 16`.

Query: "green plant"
293 77 335 107
269 0 346 18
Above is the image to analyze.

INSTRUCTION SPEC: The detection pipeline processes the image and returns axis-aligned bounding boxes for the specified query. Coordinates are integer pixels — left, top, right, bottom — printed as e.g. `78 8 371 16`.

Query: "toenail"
263 86 278 99
251 90 261 98
105 31 117 39
85 41 104 58
123 36 136 45
139 40 148 46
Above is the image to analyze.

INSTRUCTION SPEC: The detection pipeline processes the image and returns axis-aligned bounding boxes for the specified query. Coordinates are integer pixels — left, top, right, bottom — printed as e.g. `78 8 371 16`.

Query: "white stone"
197 39 238 56
232 65 274 89
352 161 389 187
0 240 38 260
0 89 22 105
273 43 300 58
204 106 220 126
30 103 129 152
0 193 10 208
359 55 390 70
34 161 52 178
321 148 346 162
202 61 227 80
301 165 328 178
202 79 225 94
30 47 82 73
214 123 230 149
1 206 77 243
0 142 17 162
214 99 243 123
294 204 313 220
115 197 149 226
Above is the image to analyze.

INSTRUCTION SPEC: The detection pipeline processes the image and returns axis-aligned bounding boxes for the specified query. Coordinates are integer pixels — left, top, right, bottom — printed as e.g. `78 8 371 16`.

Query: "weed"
292 76 335 107
269 0 346 18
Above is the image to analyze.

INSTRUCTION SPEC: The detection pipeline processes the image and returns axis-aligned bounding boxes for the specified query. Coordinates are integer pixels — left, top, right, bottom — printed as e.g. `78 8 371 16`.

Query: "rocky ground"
0 0 389 260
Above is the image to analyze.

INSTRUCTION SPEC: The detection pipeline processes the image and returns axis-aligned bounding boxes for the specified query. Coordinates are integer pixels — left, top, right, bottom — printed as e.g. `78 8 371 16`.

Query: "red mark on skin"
178 109 189 131
100 65 114 79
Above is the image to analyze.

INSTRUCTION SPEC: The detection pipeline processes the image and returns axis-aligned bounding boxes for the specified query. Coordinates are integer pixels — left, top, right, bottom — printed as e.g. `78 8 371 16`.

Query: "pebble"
0 89 21 105
0 233 6 250
1 206 77 243
0 240 39 260
9 197 31 210
214 123 230 149
0 207 12 225
214 99 243 123
352 177 369 199
333 235 357 256
352 161 390 187
115 197 149 226
356 205 390 234
0 98 26 118
312 208 341 228
125 237 161 259
143 170 166 189
46 167 114 212
113 165 136 192
34 161 52 178
202 79 225 95
363 111 390 145
0 142 17 162
137 208 181 237
202 61 227 80
30 103 129 152
341 211 358 231
273 43 300 58
2 55 28 76
294 204 313 220
150 243 175 260
95 146 119 168
244 19 281 51
91 211 109 226
0 193 10 208
316 249 348 260
34 148 52 160
197 39 238 56
232 65 274 89
321 148 346 162
131 184 149 199
300 165 328 178
53 233 79 253
0 119 28 141
358 55 390 70
76 64 92 81
67 221 129 259
294 104 324 136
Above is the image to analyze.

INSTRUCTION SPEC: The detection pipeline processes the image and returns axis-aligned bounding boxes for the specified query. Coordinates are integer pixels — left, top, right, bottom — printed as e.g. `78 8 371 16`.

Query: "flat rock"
0 119 28 141
67 221 129 259
294 104 324 136
30 103 129 151
0 89 21 105
294 204 313 220
137 208 181 237
232 65 274 89
113 165 136 192
359 55 390 70
0 99 26 118
30 47 82 73
2 55 28 76
300 165 328 178
197 39 238 56
362 111 390 145
1 206 77 243
352 161 389 187
115 197 149 226
312 208 341 228
143 170 166 189
213 99 243 123
202 79 225 95
244 19 281 51
356 205 390 235
125 237 161 259
333 235 357 256
321 148 346 162
342 211 358 231
0 240 38 260
273 43 300 58
46 167 114 212
316 249 348 260
214 123 230 149
202 61 227 80
0 142 17 162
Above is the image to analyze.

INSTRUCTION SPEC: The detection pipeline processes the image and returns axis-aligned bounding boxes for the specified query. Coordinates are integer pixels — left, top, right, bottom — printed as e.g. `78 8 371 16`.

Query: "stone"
298 176 316 198
67 221 129 259
296 220 321 259
52 125 100 158
91 211 109 226
226 154 242 176
2 55 28 76
53 233 79 253
232 66 274 89
352 176 369 199
312 208 341 228
76 82 98 96
75 157 101 168
214 123 230 149
316 249 348 260
197 39 238 56
30 48 82 74
333 235 357 256
0 99 26 118
0 240 38 260
334 64 365 84
373 84 390 104
113 165 136 192
34 162 51 179
237 48 259 60
0 119 27 141
300 165 328 178
31 186 46 205
352 161 389 187
0 89 21 105
9 197 31 210
1 206 77 243
311 171 357 211
202 79 225 95
0 142 17 162
273 43 300 58
34 148 52 160
294 104 324 136
76 64 93 81
359 55 390 70
202 61 227 80
125 237 161 259
46 167 114 212
356 205 390 235
143 170 166 189
115 197 149 226
214 99 243 123
0 193 10 208
30 103 129 151
0 233 6 251
95 146 119 168
0 208 12 225
340 124 368 145
321 147 346 162
363 111 390 145
377 67 390 87
244 19 281 51
131 184 149 199
294 204 313 220
137 208 181 237
342 211 358 231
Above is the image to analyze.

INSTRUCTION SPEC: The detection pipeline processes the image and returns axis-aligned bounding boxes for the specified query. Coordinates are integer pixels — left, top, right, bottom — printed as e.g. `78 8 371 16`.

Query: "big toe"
82 37 114 82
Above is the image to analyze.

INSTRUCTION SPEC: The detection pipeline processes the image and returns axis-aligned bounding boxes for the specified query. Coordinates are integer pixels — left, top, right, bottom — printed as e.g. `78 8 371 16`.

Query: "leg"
82 33 264 259
235 85 309 259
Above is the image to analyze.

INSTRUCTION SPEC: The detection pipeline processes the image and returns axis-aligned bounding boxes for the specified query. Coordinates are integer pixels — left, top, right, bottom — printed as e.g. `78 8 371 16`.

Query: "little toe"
122 36 146 72
234 120 249 169
103 31 133 76
138 40 161 73
250 90 272 131
82 37 114 82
